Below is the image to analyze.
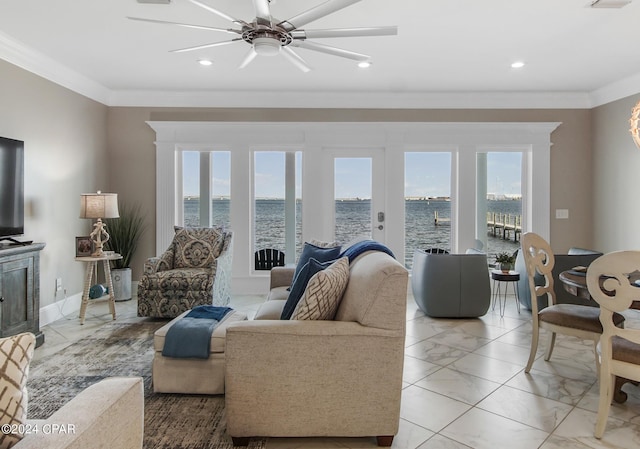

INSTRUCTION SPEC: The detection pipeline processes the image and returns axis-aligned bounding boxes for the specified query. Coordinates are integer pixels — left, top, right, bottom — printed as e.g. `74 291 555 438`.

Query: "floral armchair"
137 227 233 318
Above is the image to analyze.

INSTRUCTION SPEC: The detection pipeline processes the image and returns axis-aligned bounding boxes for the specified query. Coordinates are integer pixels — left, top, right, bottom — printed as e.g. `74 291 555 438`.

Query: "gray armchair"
411 249 491 318
137 227 233 318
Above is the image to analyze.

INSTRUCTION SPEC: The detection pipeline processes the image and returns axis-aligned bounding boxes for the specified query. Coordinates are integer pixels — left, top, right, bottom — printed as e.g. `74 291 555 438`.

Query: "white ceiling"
1 0 639 108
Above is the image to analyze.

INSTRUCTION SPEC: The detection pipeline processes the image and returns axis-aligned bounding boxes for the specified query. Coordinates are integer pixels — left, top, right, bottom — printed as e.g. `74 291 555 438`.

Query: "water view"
184 198 521 268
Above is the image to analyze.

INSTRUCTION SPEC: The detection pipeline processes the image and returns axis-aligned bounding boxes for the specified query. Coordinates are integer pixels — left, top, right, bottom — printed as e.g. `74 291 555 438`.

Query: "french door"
322 148 386 245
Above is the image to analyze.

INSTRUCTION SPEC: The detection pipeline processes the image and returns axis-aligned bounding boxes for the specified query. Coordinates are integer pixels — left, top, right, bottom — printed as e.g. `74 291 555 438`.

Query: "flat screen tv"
0 136 24 241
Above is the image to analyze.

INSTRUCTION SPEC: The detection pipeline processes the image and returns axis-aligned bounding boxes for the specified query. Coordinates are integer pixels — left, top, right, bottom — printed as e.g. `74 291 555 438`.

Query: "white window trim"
148 121 560 294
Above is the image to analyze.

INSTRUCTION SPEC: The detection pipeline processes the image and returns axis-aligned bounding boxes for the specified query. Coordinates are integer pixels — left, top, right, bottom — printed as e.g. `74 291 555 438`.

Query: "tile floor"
36 290 640 449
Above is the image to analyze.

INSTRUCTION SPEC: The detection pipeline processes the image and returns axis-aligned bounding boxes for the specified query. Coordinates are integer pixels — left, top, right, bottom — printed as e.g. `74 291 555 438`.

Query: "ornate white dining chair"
521 232 624 373
587 250 640 438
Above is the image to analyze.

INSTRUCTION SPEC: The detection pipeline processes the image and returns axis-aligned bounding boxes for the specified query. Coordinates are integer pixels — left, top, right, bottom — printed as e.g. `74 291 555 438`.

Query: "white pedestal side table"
75 253 122 325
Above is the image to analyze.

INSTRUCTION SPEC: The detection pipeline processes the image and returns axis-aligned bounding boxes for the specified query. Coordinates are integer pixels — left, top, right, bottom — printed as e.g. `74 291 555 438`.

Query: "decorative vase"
500 263 512 273
111 267 132 301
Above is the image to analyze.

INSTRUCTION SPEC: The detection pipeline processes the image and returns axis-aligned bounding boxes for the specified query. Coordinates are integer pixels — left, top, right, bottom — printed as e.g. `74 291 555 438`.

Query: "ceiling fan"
128 0 397 72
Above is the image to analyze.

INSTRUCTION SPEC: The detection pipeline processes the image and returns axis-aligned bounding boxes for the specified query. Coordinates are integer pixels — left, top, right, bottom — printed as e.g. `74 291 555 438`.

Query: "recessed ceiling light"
358 61 372 69
198 59 213 66
511 61 525 69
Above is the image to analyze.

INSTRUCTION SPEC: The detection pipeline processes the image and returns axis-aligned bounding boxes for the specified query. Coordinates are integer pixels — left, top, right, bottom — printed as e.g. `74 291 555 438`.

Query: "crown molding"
2 29 639 109
589 71 640 107
0 31 111 105
109 89 592 109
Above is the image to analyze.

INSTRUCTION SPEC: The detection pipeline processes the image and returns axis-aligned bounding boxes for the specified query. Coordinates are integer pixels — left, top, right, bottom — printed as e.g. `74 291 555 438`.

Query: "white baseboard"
40 291 83 327
40 281 140 327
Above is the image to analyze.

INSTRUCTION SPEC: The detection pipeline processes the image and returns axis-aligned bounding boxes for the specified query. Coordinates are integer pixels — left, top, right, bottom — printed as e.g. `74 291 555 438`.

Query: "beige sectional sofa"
225 250 408 447
19 377 143 449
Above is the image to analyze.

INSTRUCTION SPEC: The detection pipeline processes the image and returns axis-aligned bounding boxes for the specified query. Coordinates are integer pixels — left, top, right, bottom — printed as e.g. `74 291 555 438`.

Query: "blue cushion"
292 242 341 283
281 258 335 320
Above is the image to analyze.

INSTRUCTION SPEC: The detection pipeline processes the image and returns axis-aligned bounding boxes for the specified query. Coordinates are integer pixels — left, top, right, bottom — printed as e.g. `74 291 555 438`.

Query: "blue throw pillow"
292 242 341 283
281 258 335 320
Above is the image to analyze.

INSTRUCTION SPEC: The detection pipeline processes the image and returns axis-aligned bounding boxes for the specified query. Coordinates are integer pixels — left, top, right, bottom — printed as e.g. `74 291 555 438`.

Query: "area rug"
26 320 266 449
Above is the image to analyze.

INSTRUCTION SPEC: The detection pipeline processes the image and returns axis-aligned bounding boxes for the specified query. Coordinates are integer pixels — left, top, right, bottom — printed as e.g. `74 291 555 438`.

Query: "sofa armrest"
17 377 143 449
269 266 295 289
225 320 404 438
143 257 161 275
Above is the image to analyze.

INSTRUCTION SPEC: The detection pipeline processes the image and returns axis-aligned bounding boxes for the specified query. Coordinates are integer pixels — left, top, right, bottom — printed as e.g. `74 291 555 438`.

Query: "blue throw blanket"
162 306 233 359
339 240 395 262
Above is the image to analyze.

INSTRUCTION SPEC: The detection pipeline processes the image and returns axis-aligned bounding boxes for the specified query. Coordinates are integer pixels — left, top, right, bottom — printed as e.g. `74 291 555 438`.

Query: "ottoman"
152 308 247 394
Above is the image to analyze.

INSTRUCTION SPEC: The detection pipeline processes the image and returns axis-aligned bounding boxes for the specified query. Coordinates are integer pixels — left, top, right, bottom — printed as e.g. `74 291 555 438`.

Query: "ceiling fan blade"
281 47 312 73
187 0 242 25
291 26 398 39
127 17 240 35
290 40 369 62
238 48 258 69
280 0 362 31
170 39 242 53
252 0 272 24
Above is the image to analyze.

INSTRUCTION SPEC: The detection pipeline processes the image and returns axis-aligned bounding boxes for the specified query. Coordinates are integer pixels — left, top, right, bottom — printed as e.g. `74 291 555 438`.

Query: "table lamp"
79 191 119 257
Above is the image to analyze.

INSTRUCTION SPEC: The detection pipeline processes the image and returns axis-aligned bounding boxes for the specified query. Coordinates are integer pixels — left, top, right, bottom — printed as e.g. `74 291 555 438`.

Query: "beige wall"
0 59 108 309
107 106 594 280
592 93 640 252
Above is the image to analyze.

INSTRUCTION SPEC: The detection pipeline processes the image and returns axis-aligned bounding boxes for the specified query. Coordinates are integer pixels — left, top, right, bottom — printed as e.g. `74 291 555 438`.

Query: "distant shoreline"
184 196 522 201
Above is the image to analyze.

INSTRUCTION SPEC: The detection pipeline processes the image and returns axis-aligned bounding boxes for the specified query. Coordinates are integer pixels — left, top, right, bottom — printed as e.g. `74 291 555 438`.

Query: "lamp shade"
79 192 119 219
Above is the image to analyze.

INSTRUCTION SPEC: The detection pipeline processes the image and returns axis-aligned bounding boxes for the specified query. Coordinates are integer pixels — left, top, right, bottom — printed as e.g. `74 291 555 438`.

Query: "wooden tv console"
0 242 45 347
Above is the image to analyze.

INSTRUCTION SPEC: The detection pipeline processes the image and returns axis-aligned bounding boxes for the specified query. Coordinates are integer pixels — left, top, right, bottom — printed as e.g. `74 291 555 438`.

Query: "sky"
182 150 522 199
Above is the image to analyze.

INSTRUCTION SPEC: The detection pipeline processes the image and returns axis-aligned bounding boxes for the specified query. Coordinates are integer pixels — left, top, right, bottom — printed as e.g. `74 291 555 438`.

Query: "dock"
434 211 522 242
487 212 521 242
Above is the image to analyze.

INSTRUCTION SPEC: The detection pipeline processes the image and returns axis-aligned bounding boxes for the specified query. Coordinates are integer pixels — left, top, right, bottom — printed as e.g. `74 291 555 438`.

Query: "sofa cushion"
173 227 225 269
254 300 287 320
291 257 350 320
0 332 35 449
154 309 247 354
281 257 335 320
292 242 341 284
268 286 290 302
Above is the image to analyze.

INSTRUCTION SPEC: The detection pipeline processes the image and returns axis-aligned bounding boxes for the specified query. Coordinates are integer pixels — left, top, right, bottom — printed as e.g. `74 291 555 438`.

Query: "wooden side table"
75 254 122 325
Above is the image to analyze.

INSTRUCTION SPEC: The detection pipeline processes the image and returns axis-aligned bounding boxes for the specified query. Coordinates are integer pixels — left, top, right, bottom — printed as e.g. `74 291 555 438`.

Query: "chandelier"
631 99 640 149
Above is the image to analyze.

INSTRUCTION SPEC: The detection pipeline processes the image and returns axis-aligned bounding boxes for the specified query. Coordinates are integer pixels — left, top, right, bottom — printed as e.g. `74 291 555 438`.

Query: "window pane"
182 151 230 228
478 152 522 260
254 152 286 262
404 153 451 268
334 158 371 244
182 151 199 227
211 152 230 228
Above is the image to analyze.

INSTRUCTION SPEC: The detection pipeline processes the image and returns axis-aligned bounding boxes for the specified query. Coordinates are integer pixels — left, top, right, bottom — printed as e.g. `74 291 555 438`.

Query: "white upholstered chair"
521 232 624 373
586 250 640 438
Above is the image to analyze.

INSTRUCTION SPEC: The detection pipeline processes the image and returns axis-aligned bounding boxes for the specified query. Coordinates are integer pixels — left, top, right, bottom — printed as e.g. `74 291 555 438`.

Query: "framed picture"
75 236 94 257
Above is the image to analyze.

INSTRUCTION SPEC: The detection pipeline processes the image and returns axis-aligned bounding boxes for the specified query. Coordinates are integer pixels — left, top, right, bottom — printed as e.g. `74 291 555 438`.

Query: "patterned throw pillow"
291 257 350 320
0 332 35 449
172 227 225 269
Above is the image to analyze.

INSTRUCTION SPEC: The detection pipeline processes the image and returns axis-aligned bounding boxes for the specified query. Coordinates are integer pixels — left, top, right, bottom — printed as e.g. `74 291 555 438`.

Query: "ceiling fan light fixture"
253 37 281 56
511 61 525 69
198 59 213 66
358 61 371 68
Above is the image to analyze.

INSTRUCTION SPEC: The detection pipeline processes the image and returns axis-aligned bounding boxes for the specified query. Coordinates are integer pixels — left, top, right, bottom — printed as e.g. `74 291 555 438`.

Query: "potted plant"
104 202 146 301
495 251 516 273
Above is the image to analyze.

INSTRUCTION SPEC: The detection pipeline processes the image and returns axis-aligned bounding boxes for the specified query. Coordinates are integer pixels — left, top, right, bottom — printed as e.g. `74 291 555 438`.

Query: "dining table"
558 269 640 403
